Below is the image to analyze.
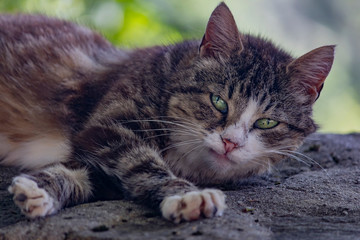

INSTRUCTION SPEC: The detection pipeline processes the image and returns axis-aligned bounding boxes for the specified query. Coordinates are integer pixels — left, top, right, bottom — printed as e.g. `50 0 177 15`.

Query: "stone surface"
1 133 360 240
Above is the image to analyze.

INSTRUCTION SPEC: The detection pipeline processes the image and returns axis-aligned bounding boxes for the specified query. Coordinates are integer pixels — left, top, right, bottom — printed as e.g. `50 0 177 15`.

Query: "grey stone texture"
1 133 359 240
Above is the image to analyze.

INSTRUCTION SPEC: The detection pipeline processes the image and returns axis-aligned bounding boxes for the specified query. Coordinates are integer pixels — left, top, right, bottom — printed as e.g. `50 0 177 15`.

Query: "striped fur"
1 3 334 222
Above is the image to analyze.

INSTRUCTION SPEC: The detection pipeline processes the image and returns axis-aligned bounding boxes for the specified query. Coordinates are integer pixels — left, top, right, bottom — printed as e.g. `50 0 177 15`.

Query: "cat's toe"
201 189 226 217
8 176 56 218
160 195 184 223
160 189 226 223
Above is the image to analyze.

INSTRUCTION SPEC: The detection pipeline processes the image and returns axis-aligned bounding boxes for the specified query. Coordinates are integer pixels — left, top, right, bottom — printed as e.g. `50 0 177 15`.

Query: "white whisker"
269 150 311 167
283 150 327 172
144 132 196 140
266 148 331 179
160 139 202 154
142 128 200 136
119 119 207 135
250 158 272 170
151 116 206 130
176 143 205 163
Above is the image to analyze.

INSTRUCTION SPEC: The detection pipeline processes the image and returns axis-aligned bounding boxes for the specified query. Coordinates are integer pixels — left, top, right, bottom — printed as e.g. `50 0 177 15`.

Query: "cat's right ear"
287 45 335 104
199 2 243 59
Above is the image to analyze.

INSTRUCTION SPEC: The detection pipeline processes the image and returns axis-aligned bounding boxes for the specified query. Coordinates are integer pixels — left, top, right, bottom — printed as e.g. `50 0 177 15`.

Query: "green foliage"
0 0 194 47
1 0 359 133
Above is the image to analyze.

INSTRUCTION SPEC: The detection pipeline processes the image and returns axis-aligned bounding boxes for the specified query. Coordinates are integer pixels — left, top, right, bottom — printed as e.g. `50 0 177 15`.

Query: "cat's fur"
0 3 334 223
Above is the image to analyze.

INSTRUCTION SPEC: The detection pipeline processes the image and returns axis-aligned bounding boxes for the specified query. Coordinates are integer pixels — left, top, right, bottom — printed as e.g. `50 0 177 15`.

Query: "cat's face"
163 3 334 184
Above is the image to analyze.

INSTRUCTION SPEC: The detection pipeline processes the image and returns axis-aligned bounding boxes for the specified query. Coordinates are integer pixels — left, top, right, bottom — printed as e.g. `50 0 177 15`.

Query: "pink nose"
222 138 238 153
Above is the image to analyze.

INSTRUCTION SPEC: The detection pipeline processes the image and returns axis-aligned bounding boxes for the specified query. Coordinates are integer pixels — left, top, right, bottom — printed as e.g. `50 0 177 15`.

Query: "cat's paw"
8 176 56 218
160 189 226 223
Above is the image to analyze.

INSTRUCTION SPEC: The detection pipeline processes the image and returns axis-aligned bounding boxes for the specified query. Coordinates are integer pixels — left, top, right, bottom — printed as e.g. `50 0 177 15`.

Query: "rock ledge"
1 133 359 240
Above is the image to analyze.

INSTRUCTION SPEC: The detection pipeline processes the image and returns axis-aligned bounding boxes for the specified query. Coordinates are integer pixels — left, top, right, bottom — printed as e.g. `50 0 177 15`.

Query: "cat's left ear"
199 2 243 59
287 45 335 103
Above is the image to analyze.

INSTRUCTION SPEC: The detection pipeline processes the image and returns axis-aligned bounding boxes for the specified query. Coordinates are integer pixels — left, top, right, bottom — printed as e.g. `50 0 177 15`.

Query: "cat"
0 2 334 223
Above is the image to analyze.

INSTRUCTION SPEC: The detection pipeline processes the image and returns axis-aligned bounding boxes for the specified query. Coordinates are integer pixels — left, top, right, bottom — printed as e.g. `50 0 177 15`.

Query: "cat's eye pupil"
210 94 228 114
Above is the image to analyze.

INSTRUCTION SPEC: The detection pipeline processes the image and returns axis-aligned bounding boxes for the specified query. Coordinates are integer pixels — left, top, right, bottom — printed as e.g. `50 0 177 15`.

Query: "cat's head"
164 2 334 184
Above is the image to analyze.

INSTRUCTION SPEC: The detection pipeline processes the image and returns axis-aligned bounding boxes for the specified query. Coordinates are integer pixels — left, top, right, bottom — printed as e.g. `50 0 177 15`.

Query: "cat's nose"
222 138 238 153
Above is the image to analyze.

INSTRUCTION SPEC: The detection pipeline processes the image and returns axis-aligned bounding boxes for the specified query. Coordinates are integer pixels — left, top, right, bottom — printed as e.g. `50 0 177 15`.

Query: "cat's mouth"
209 149 235 165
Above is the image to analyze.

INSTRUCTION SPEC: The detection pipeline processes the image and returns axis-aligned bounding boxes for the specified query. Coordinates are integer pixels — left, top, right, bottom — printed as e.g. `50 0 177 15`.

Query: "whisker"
119 119 207 135
268 149 331 179
144 133 192 140
283 150 327 172
250 158 273 170
159 139 203 154
176 143 205 163
268 150 311 167
143 131 204 140
161 116 204 128
134 128 200 137
272 145 301 151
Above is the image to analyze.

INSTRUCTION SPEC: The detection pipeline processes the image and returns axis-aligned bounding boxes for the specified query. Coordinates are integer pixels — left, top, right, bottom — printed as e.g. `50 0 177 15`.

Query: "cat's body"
0 3 334 223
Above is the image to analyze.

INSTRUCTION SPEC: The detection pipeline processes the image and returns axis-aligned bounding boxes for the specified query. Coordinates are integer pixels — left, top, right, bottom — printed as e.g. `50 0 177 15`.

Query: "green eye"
211 94 228 114
254 118 279 129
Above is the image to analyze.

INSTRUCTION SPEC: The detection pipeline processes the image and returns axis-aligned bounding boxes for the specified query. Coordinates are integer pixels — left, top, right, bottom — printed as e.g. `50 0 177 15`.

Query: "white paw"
8 176 56 218
160 189 226 223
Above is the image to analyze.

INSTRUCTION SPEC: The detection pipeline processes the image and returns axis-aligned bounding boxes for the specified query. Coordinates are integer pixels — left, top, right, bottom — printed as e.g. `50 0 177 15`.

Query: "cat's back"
0 14 87 39
0 14 127 71
0 15 129 169
0 14 129 105
0 14 126 118
0 14 113 51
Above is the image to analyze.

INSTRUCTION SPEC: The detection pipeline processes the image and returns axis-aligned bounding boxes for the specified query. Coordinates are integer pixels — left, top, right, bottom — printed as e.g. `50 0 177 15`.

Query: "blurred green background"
1 0 359 133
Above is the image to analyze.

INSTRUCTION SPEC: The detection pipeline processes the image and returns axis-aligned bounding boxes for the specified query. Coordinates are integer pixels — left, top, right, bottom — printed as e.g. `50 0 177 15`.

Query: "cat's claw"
160 189 226 223
8 176 56 218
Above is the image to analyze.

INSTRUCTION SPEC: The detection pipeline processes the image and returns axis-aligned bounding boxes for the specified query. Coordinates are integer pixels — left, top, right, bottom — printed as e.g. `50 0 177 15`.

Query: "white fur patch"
8 176 56 218
204 132 224 154
160 189 226 223
201 98 269 177
0 134 70 170
223 99 267 163
220 99 258 144
238 98 258 124
206 99 260 154
0 134 12 158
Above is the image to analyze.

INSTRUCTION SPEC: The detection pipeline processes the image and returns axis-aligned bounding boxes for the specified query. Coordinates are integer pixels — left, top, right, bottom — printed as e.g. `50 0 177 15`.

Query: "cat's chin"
206 147 268 176
208 149 236 166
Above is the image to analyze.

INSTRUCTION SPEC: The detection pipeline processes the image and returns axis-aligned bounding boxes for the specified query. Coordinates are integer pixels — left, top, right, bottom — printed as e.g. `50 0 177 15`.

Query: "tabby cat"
0 2 334 223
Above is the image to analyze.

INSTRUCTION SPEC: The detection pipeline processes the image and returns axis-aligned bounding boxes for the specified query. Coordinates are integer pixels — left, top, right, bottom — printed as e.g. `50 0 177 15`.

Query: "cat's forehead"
195 55 287 100
195 37 292 87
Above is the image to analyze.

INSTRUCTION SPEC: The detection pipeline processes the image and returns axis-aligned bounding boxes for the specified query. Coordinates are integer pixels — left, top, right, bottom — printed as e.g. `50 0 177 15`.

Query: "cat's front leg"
8 164 92 218
74 124 226 223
